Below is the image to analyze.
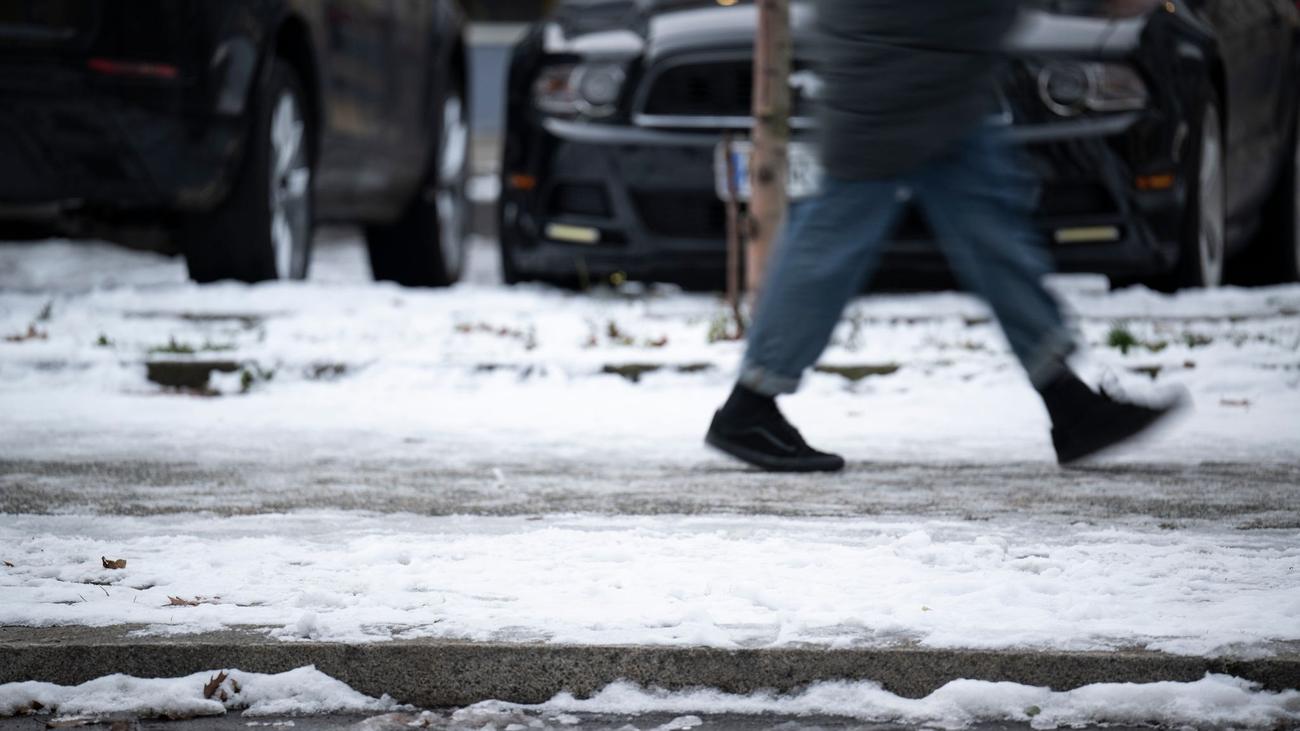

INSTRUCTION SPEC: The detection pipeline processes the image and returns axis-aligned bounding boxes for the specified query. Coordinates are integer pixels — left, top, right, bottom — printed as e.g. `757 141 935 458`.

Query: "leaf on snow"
4 324 48 343
167 596 200 607
101 557 126 570
202 670 228 700
3 560 13 567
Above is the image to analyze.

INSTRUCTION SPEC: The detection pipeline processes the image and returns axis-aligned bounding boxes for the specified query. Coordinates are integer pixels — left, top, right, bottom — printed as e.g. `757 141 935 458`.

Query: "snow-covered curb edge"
0 666 404 719
495 675 1300 730
6 668 1297 730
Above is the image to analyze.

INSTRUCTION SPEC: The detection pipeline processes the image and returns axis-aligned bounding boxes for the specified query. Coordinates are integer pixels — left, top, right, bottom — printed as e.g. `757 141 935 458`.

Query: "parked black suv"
0 1 469 287
499 0 1300 290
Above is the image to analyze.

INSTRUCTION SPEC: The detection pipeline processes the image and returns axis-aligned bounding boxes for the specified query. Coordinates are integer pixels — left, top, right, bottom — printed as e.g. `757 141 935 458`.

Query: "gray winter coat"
813 0 1021 180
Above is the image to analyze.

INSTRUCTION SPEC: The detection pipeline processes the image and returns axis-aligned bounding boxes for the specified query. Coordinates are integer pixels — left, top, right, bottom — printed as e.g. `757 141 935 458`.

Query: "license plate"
714 140 823 202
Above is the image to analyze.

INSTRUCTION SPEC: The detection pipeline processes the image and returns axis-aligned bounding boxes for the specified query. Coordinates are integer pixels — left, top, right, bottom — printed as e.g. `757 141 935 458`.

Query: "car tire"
500 235 528 285
365 74 469 288
184 59 314 284
1162 98 1227 291
1237 95 1300 284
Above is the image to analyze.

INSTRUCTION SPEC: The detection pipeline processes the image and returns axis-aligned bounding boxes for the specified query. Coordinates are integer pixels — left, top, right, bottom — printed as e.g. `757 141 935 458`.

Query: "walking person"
706 0 1183 472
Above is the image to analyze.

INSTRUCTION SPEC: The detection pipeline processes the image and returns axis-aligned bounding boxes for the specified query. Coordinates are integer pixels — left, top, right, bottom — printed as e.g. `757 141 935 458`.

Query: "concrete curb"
2 627 1297 707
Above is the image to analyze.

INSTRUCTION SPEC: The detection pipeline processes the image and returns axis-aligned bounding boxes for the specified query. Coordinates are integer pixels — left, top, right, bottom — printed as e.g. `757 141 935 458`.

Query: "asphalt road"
2 457 1296 529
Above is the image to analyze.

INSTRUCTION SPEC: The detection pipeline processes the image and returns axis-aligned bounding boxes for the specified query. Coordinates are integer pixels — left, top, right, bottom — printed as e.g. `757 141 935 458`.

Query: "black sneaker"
705 400 846 473
1050 384 1187 465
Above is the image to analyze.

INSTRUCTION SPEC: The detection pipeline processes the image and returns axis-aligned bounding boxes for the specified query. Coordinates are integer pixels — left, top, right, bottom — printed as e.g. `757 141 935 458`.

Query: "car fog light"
1054 226 1121 244
545 223 601 245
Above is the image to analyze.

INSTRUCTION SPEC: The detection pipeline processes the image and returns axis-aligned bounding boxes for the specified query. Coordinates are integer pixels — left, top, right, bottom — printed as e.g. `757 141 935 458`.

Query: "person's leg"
708 176 902 472
913 131 1184 464
741 176 903 395
911 132 1074 387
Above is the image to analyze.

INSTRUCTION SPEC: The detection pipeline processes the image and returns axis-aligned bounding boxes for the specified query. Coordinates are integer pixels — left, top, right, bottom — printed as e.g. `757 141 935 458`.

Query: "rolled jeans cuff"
1024 328 1078 389
739 361 802 397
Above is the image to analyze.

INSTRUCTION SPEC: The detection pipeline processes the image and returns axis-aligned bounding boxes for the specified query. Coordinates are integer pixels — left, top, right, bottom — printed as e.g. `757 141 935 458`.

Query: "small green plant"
239 364 276 394
605 321 634 346
150 337 196 355
1107 324 1139 355
95 334 113 348
1183 332 1214 349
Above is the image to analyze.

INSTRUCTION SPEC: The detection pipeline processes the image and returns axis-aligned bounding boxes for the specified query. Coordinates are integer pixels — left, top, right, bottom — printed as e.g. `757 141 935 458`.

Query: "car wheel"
185 59 314 284
1238 96 1300 284
1281 101 1300 281
1168 100 1226 291
500 235 528 285
365 76 469 287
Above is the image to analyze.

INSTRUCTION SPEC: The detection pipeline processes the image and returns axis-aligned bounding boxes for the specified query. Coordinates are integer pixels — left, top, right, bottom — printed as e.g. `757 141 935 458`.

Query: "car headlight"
1037 62 1149 117
533 62 626 119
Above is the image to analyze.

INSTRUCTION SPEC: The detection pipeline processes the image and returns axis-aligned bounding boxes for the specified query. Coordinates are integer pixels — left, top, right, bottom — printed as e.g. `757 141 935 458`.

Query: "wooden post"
747 0 791 298
722 132 745 337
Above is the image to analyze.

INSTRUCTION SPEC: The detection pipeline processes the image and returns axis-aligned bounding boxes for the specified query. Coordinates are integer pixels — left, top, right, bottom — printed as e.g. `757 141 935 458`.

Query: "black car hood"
544 0 1149 61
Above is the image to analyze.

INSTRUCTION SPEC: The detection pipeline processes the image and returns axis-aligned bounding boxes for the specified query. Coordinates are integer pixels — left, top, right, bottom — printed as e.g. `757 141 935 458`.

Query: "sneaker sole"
705 431 846 473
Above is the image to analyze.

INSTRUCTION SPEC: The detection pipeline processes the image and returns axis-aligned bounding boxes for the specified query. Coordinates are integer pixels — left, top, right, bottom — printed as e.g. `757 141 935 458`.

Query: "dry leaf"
3 560 13 567
101 557 126 570
5 324 48 343
230 678 241 693
18 699 44 716
167 596 199 607
202 671 228 700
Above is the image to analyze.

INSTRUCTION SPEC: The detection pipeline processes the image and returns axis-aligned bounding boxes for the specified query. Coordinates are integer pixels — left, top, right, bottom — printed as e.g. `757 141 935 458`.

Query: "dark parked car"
0 0 469 287
499 0 1300 290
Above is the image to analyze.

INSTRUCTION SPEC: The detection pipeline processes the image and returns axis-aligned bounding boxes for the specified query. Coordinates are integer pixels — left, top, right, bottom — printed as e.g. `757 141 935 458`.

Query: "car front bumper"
501 111 1188 286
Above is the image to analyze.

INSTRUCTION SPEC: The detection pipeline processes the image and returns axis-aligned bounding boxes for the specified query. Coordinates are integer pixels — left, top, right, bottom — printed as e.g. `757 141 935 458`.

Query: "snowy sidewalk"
2 240 1299 467
2 238 1299 723
2 511 1298 654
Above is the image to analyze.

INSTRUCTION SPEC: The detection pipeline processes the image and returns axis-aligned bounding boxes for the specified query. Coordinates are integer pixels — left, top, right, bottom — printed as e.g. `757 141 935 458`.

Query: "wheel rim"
269 91 311 280
1198 106 1226 288
436 92 468 280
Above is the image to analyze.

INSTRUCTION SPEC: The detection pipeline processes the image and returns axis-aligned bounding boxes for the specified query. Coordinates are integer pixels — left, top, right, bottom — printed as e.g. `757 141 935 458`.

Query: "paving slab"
2 458 1296 528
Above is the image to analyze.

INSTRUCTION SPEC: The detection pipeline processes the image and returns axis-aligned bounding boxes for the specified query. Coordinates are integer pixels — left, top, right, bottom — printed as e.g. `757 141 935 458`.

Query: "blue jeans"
741 130 1076 395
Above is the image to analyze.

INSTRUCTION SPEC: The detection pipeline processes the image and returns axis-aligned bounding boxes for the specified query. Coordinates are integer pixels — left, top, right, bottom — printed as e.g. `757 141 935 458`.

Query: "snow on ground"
0 666 401 718
0 236 1298 467
514 675 1300 730
1 236 1298 659
4 671 1297 729
1 511 1296 655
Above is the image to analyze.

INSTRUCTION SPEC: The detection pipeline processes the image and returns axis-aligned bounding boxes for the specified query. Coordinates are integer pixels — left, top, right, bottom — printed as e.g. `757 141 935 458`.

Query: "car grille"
635 57 814 128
